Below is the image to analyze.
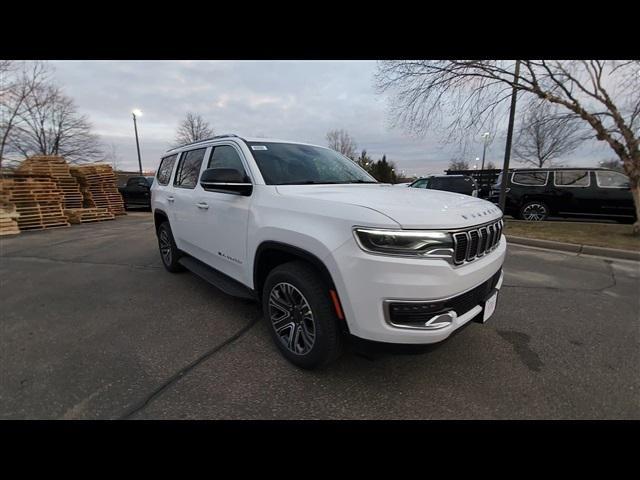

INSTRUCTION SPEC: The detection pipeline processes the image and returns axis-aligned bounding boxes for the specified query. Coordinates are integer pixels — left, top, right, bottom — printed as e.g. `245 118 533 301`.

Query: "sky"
49 60 610 176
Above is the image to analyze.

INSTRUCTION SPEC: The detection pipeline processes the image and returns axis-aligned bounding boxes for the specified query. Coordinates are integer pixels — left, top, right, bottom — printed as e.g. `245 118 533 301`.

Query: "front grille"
387 268 502 326
453 219 503 265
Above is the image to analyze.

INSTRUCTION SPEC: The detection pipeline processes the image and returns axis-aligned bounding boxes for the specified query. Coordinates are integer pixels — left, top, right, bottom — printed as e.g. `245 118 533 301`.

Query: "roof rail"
167 134 241 152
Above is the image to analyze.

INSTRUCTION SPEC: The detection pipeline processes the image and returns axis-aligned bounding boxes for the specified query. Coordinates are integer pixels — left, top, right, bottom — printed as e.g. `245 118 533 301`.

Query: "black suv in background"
409 174 478 197
489 168 635 222
118 175 155 209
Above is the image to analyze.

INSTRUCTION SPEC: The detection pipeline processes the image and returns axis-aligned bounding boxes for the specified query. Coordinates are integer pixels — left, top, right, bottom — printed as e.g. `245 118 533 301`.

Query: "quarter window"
207 145 247 176
595 171 629 188
512 171 548 186
174 148 207 188
554 170 590 187
156 154 178 185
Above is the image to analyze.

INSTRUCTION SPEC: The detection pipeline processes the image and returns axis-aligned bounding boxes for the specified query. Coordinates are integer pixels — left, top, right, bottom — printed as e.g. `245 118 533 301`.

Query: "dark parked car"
118 176 154 209
488 168 635 222
409 174 478 197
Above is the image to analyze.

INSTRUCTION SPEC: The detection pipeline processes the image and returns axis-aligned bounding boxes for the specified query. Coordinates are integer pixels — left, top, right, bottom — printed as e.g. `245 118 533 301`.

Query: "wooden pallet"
0 177 70 231
64 207 115 224
15 156 84 209
69 164 126 216
0 202 20 236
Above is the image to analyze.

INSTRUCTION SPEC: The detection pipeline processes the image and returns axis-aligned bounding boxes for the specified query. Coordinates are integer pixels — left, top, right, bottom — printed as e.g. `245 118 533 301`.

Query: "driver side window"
207 145 248 178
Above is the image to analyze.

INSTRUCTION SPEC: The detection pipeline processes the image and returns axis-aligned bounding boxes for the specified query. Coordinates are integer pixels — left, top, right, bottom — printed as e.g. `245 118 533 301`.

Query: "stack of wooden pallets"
15 156 84 209
64 207 115 224
70 164 126 216
0 177 70 231
0 199 20 236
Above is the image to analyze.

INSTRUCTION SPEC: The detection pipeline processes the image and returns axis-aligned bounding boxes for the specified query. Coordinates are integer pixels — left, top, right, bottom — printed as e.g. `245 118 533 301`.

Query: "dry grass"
505 219 640 251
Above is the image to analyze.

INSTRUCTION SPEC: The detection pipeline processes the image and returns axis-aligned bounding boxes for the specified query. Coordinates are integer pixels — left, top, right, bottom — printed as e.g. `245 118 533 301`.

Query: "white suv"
151 134 506 369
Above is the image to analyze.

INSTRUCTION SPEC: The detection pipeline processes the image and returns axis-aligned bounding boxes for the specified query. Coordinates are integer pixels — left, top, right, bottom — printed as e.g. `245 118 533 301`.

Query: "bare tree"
326 129 358 160
448 159 470 170
174 112 214 146
599 158 624 172
101 142 122 170
0 61 50 168
485 161 497 170
9 84 103 163
513 100 584 168
376 60 640 233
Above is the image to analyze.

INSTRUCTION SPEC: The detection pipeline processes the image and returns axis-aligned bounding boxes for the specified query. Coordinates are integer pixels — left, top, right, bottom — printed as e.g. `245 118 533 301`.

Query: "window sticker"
251 145 268 151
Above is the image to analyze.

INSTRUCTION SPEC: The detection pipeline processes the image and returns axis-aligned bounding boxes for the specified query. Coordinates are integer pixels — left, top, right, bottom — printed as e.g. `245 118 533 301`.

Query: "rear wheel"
157 222 185 272
262 261 343 369
519 201 549 221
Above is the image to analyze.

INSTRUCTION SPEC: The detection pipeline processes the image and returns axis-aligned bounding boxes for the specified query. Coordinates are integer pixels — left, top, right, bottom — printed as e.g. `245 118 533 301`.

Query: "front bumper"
326 235 506 344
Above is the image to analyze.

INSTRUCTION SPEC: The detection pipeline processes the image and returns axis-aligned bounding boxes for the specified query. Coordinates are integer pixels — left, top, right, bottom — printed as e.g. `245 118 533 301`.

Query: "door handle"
196 202 209 210
167 196 175 202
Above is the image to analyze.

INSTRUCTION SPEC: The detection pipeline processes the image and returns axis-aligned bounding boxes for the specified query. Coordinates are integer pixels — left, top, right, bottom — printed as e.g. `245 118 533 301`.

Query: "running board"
178 256 257 301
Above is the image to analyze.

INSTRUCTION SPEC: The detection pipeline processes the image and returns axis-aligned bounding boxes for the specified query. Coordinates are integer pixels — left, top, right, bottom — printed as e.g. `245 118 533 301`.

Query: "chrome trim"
553 170 591 188
511 171 549 186
200 182 252 187
352 217 504 266
382 270 504 330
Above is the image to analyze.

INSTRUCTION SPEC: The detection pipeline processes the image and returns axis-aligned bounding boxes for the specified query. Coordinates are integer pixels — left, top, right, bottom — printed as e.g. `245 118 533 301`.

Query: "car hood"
275 184 502 229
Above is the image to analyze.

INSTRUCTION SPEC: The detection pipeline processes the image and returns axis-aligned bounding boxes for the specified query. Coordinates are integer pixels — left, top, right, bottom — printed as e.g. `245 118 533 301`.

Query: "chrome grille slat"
452 219 503 265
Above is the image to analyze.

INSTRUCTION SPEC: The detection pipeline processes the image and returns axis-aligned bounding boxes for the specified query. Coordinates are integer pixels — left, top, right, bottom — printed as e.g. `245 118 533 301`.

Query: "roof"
165 134 326 153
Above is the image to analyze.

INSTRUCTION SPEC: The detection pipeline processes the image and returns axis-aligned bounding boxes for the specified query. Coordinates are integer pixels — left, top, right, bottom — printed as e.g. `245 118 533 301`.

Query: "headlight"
353 228 454 257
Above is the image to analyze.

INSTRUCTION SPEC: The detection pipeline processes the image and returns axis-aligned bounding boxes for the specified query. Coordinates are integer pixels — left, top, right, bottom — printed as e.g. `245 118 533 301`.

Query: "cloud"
49 60 609 174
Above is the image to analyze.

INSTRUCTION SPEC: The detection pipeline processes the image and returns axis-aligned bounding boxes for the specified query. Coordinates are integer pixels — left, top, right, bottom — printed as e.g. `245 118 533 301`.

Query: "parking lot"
1 212 638 419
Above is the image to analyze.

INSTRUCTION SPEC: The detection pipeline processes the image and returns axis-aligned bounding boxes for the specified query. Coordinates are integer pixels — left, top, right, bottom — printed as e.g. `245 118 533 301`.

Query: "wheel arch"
153 208 169 233
253 241 336 297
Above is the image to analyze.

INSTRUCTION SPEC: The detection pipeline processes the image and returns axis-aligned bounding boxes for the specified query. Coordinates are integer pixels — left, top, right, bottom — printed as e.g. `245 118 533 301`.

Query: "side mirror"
200 168 253 196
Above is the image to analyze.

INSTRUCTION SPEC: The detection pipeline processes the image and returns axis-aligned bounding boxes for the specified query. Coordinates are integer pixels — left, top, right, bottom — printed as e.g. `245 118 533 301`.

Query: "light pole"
499 60 521 212
132 109 143 174
480 132 490 171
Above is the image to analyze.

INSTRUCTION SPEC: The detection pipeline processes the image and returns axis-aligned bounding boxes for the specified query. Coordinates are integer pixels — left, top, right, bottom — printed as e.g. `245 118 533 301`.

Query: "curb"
506 235 640 261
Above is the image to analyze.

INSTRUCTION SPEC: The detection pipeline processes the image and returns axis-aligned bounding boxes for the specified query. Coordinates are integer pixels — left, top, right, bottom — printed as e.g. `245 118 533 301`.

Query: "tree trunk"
631 182 640 235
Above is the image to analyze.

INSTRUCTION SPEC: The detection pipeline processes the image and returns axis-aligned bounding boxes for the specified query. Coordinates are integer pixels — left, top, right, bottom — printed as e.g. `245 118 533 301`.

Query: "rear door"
192 143 253 283
170 147 209 254
152 152 179 222
594 170 635 218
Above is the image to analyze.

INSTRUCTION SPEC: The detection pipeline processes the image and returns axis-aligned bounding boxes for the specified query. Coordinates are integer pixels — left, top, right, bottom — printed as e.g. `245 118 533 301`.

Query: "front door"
594 170 635 218
192 143 253 284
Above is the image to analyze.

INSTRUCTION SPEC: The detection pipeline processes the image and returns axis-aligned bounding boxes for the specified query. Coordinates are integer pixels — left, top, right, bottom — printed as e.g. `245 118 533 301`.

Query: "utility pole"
132 109 143 174
498 60 520 212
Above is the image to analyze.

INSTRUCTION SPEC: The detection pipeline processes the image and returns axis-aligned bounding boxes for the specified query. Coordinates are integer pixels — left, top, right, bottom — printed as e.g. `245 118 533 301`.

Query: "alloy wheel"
522 203 547 221
268 282 316 355
159 230 172 265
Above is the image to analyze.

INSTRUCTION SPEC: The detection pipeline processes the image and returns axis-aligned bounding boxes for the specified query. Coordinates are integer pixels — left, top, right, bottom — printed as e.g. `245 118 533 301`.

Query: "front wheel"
519 201 549 221
157 222 185 272
262 261 343 369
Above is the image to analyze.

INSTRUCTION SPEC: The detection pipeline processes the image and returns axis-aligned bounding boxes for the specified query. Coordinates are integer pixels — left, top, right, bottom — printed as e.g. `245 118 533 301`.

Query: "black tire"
157 221 185 272
262 261 343 369
519 201 549 221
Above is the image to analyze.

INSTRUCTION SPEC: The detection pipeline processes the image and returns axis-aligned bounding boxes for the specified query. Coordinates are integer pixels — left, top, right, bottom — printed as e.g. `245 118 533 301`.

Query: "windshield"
145 176 154 186
246 141 377 185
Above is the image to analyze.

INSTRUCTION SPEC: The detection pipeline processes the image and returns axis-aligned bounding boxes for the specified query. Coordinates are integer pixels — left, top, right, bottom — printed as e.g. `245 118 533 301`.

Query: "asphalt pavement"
1 212 638 419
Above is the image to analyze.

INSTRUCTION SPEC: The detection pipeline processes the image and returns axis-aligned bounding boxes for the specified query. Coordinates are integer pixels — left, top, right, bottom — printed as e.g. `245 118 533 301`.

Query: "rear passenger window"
555 170 590 187
208 145 247 175
174 148 206 188
156 154 177 185
512 171 548 186
595 171 629 188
